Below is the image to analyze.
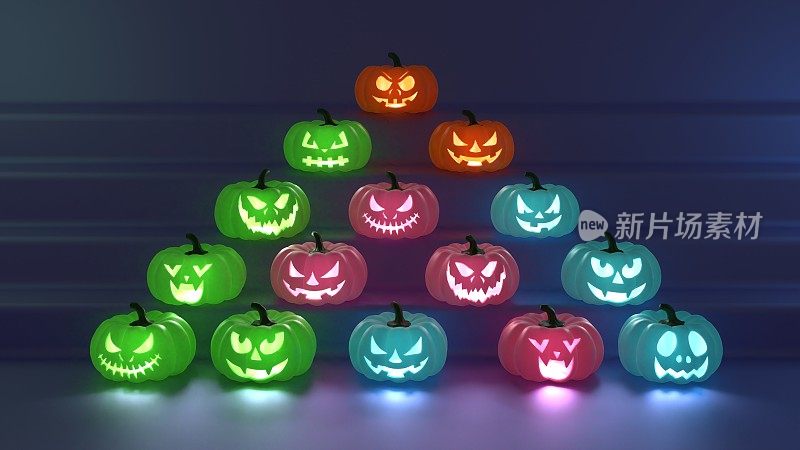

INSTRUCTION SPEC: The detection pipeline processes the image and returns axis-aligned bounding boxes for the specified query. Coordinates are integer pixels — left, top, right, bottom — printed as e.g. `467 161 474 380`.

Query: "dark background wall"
1 1 798 359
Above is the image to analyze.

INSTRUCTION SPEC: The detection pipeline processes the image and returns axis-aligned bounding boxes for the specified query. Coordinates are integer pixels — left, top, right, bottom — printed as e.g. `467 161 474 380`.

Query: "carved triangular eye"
330 131 349 150
481 260 497 277
104 334 121 353
369 195 384 212
247 196 267 210
454 262 474 277
482 132 497 146
563 338 581 353
517 195 533 214
289 261 304 278
133 333 154 354
529 338 549 353
544 195 561 214
164 264 182 277
396 195 413 212
274 193 290 209
193 264 212 277
452 132 467 146
370 336 387 355
404 337 423 356
321 261 340 279
301 131 319 149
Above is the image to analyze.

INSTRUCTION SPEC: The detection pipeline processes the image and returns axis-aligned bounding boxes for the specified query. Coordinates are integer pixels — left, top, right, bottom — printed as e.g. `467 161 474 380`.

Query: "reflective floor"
2 359 797 450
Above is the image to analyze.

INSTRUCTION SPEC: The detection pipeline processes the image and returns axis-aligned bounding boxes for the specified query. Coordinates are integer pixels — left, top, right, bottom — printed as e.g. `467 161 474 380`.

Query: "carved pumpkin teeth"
363 356 429 379
237 198 299 235
362 212 420 235
654 356 709 380
537 357 574 381
225 358 289 381
169 281 204 304
446 148 503 166
586 282 647 303
515 214 562 233
445 266 507 303
97 354 161 379
301 155 350 168
371 91 419 108
282 280 346 301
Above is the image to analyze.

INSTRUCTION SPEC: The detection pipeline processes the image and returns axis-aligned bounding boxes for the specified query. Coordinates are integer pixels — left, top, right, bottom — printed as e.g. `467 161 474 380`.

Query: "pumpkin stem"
659 304 686 326
602 231 623 253
463 235 485 255
311 231 327 253
462 110 479 125
387 301 411 327
525 171 546 191
387 52 403 67
317 108 337 126
254 169 270 190
539 305 565 328
184 233 208 255
129 302 153 327
385 171 402 190
251 302 277 327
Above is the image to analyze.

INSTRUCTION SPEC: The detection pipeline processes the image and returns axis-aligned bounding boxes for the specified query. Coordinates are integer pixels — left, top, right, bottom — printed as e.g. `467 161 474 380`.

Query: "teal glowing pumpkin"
284 108 372 172
619 304 723 384
349 302 447 383
561 232 661 306
490 172 579 238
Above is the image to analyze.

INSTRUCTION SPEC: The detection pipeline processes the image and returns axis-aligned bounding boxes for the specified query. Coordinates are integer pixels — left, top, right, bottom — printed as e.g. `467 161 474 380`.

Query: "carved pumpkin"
425 235 519 306
284 108 372 172
348 171 439 239
215 169 310 240
491 171 580 238
619 304 723 384
429 110 514 172
90 303 196 382
562 232 661 306
146 233 246 306
498 305 603 383
270 231 368 305
211 303 316 383
354 52 438 113
349 302 447 382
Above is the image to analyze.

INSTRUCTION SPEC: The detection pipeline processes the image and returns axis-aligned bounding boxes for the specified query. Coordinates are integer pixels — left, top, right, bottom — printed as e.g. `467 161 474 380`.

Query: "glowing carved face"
587 256 646 304
447 131 503 167
362 194 419 236
516 194 562 234
283 260 346 302
364 336 428 379
300 130 350 168
654 330 709 381
445 260 506 304
237 192 299 236
97 332 161 380
225 331 288 381
529 337 582 381
162 263 212 304
372 71 418 109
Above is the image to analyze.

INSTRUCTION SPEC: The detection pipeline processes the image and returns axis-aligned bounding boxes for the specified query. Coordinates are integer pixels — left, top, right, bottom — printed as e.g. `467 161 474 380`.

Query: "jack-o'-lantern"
498 305 603 383
215 169 310 240
211 303 316 383
491 171 580 238
354 52 438 113
562 232 661 306
270 231 368 305
146 233 246 306
349 302 447 382
429 110 514 172
619 304 722 384
283 108 372 172
348 171 439 239
89 303 196 382
425 235 519 306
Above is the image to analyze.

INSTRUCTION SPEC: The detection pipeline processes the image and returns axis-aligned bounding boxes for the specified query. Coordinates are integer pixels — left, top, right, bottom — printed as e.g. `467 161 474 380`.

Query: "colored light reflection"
529 385 580 411
362 387 430 409
645 386 715 404
232 388 292 406
96 388 164 406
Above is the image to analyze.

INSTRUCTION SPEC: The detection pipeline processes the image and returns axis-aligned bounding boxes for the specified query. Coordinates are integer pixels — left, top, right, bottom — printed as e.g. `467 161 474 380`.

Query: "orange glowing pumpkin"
354 52 438 114
429 110 514 172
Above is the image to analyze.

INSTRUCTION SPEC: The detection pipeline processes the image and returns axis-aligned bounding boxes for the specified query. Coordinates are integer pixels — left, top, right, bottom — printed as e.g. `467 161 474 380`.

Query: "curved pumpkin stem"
311 231 327 253
602 231 623 253
462 110 479 125
317 108 337 126
525 171 546 191
184 233 208 255
129 303 153 327
539 305 565 328
387 52 403 67
385 171 402 190
387 302 411 328
463 235 485 255
254 169 270 190
659 304 686 326
250 303 277 327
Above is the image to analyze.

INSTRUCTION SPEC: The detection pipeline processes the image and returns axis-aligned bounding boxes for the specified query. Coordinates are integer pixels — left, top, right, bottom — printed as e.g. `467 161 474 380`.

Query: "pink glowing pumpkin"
425 235 519 306
499 305 603 382
271 231 368 305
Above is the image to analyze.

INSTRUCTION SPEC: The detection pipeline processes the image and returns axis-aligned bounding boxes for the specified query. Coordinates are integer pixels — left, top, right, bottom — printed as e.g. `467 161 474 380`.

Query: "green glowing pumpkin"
146 233 246 306
211 303 317 383
619 304 723 384
284 108 372 172
215 169 310 240
89 303 196 382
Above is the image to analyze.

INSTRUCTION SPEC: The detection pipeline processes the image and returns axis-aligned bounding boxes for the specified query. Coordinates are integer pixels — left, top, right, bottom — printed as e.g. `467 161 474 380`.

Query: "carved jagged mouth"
654 357 709 380
445 266 506 303
446 148 503 167
362 212 419 235
372 92 418 109
237 197 299 235
516 215 562 233
97 353 161 379
226 359 289 381
302 155 350 168
364 356 429 379
169 281 204 304
282 280 346 301
587 282 646 303
538 357 574 381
